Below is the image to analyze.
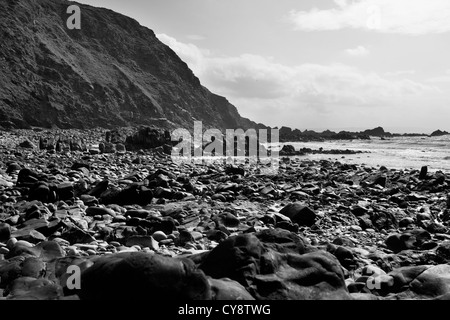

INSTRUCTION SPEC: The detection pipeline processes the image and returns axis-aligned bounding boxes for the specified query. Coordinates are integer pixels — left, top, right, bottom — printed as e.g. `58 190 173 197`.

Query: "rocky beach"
1 127 450 300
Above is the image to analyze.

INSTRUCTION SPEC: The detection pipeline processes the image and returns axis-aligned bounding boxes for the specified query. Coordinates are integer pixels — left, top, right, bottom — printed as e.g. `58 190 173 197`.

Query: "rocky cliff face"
0 0 264 131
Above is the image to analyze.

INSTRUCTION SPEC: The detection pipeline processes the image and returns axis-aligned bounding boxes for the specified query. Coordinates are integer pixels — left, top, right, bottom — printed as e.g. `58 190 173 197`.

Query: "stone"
208 277 255 300
254 228 309 255
78 252 211 300
152 231 168 242
279 202 317 227
6 162 21 173
332 246 356 269
5 277 62 300
21 257 46 278
219 212 240 228
388 265 430 292
56 182 74 201
125 236 159 251
419 166 428 180
28 241 65 262
0 223 11 242
385 232 420 253
87 180 109 198
85 206 116 217
252 251 352 300
0 258 24 288
410 265 450 297
199 234 264 287
19 138 36 149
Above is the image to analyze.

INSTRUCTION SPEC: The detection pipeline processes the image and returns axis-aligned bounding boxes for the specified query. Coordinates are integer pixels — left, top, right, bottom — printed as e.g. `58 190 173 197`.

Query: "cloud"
186 34 206 41
345 45 370 56
384 70 416 77
156 33 443 129
288 0 450 35
156 33 210 75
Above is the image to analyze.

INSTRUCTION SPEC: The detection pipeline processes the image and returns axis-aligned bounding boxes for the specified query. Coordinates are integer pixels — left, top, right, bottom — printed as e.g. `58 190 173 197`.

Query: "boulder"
279 202 317 227
78 252 211 300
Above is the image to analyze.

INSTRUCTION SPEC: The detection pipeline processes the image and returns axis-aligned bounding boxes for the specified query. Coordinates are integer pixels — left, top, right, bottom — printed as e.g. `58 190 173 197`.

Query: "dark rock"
0 223 11 242
6 162 21 173
252 251 352 300
19 138 36 149
279 145 296 156
430 130 450 137
125 127 172 151
56 182 74 201
419 166 428 180
85 206 116 217
332 246 356 270
5 277 62 300
199 234 264 287
225 165 245 176
410 265 450 298
60 224 96 245
208 277 255 300
254 228 309 255
371 210 397 231
87 180 109 198
21 257 46 278
78 252 211 300
219 212 240 228
279 202 317 227
28 241 65 262
100 184 153 206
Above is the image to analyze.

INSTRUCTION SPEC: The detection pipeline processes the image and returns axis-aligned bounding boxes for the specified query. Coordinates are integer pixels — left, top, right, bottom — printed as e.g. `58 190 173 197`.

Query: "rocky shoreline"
1 128 450 300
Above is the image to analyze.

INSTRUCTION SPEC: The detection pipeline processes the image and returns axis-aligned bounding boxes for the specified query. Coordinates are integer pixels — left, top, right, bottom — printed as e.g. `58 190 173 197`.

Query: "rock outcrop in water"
431 130 450 137
0 0 264 132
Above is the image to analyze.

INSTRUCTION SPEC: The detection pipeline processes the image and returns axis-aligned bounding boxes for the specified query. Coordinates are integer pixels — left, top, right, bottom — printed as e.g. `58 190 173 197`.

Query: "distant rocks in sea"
279 144 366 156
278 126 450 143
430 130 450 137
278 126 391 143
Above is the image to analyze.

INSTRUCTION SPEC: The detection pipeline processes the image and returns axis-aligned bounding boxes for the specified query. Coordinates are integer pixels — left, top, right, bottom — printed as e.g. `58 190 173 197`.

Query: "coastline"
1 128 450 300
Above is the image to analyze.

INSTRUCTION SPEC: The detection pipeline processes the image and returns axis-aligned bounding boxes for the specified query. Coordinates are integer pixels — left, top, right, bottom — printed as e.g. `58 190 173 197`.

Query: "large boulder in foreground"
251 251 352 300
199 232 351 300
78 252 211 300
199 234 265 287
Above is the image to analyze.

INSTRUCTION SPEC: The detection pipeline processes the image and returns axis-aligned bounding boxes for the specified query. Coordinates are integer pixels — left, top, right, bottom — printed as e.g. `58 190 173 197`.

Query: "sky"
75 0 450 133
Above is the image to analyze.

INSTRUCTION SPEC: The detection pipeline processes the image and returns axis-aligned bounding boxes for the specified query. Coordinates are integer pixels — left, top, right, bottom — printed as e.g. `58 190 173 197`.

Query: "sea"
276 135 450 174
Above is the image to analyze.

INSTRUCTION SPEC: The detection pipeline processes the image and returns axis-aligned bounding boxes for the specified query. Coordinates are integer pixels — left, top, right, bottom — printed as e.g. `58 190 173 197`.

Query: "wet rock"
419 166 428 180
5 277 62 300
0 257 24 288
101 184 153 206
199 234 264 286
56 182 74 201
125 236 159 251
85 206 116 217
254 228 309 255
252 251 352 300
0 223 11 242
78 252 211 300
208 277 255 300
19 138 36 149
279 202 317 227
388 265 430 292
219 212 240 228
21 257 46 278
87 180 109 198
410 265 450 298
